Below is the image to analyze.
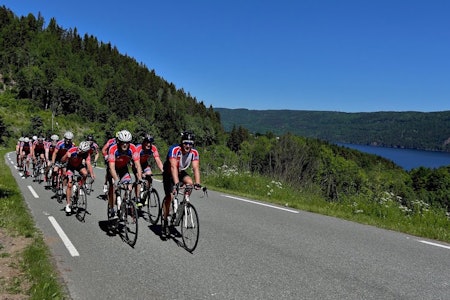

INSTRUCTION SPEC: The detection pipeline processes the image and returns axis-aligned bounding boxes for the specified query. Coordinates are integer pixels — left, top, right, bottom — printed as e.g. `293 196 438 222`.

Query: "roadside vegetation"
0 149 65 299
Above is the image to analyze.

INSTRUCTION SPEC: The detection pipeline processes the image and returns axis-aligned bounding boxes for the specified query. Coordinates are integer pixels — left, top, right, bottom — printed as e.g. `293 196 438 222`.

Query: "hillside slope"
215 108 450 152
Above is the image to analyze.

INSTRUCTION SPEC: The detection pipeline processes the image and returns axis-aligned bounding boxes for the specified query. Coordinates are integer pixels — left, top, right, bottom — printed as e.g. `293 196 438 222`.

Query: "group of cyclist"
16 129 201 239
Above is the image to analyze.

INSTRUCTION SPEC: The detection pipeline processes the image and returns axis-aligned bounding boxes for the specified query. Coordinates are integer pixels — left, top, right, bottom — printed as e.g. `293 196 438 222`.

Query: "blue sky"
2 0 450 112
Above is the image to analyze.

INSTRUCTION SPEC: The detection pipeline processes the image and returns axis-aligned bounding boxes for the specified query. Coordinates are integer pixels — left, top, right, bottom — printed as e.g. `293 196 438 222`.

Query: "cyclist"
60 141 94 213
51 131 75 192
107 130 143 219
86 134 99 167
134 134 164 206
44 134 59 185
161 131 201 238
19 137 32 176
16 137 24 168
101 131 119 193
31 136 47 173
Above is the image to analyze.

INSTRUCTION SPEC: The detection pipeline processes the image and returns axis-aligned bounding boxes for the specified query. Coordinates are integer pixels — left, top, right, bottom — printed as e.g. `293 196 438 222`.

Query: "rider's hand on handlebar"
194 183 202 190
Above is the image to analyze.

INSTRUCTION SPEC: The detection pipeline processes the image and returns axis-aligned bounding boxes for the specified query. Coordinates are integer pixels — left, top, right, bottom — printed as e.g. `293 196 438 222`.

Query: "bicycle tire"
84 175 94 195
145 188 161 225
76 185 87 222
56 175 64 203
180 203 200 252
122 199 138 247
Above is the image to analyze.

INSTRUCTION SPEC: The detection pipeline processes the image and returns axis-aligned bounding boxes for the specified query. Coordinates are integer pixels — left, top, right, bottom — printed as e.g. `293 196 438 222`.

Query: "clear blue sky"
2 0 450 112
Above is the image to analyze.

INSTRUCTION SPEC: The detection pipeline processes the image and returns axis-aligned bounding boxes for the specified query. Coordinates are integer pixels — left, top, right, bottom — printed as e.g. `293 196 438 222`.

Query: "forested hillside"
0 6 223 146
215 108 450 152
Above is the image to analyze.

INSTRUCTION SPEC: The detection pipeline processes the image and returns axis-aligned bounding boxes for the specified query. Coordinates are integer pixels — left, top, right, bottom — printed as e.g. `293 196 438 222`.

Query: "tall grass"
204 165 450 243
0 149 65 299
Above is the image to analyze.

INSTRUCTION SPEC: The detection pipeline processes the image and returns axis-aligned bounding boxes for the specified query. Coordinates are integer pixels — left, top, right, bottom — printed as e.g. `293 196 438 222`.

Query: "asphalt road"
5 152 450 299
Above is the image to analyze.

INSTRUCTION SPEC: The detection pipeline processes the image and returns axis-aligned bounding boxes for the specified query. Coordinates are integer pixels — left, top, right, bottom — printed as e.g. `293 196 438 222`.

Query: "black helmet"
86 134 94 141
142 134 154 143
181 131 195 143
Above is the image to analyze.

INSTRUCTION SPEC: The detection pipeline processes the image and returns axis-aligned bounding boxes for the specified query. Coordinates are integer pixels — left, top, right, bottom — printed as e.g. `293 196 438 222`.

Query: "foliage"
215 108 450 152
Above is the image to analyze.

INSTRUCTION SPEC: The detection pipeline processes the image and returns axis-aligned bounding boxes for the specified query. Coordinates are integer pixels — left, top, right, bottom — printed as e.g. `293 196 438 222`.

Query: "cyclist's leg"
65 170 74 213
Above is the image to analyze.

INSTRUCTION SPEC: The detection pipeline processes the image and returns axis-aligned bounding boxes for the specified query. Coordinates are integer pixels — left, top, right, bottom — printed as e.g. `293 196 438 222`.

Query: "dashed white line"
418 240 450 250
222 195 299 213
48 216 80 257
27 186 39 198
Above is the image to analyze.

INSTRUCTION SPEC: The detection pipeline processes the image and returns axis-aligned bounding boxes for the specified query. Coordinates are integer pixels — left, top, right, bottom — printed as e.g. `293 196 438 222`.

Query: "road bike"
107 182 139 247
163 184 207 252
32 156 46 184
69 174 88 222
138 175 161 225
52 163 65 203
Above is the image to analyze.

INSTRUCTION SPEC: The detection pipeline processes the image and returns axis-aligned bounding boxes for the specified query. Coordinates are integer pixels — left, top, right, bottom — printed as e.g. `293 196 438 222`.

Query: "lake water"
337 143 450 170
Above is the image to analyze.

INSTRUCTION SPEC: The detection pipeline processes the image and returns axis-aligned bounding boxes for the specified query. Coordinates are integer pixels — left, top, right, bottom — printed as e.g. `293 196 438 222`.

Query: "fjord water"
338 143 450 170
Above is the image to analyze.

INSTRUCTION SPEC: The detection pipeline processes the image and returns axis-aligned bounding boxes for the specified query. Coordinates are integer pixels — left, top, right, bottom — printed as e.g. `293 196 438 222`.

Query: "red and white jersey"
108 143 140 169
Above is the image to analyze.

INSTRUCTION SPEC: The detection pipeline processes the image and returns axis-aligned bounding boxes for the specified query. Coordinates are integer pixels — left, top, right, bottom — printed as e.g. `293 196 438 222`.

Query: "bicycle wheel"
122 199 138 247
145 188 161 225
56 176 64 203
84 175 93 195
180 203 200 252
76 186 87 222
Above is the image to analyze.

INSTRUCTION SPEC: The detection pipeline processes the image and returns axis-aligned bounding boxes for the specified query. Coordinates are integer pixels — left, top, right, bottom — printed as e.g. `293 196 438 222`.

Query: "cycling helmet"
142 134 154 143
117 130 132 142
181 131 195 144
51 134 59 141
64 131 74 140
115 131 122 138
19 137 24 142
78 141 91 152
86 134 94 141
24 137 30 143
32 135 37 141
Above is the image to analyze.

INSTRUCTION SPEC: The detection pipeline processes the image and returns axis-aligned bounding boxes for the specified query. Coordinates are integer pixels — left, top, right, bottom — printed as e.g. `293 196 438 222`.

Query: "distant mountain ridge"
214 108 450 152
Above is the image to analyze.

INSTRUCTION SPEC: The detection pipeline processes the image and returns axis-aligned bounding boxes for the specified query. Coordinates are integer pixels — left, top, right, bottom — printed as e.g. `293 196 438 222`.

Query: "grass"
0 148 66 299
204 166 450 244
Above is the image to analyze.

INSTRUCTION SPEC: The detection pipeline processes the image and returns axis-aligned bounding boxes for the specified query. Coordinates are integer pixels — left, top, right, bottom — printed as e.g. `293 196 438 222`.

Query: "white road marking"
48 216 80 257
27 186 39 198
418 240 450 250
222 195 299 213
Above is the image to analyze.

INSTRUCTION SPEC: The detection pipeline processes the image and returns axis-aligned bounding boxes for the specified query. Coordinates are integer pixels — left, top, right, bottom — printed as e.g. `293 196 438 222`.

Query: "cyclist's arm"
109 161 119 183
169 158 179 185
154 156 164 173
192 160 201 186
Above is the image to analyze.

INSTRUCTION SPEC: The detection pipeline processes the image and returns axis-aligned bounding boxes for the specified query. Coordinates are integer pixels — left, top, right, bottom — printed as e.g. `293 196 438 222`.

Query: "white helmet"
51 134 59 141
78 141 91 152
64 131 74 139
24 137 30 143
32 135 37 141
19 137 24 142
117 130 132 142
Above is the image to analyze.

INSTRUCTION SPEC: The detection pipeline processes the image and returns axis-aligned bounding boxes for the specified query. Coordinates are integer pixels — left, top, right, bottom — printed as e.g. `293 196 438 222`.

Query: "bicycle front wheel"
123 200 139 247
76 186 88 222
180 203 199 252
145 188 161 225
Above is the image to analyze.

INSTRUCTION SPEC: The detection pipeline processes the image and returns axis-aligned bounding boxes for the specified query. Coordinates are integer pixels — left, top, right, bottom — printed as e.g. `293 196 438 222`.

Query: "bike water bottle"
117 195 122 209
72 184 77 195
173 197 178 213
140 186 144 199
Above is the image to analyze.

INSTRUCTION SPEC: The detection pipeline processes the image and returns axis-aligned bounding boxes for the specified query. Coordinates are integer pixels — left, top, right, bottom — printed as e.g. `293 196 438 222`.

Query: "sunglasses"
183 142 193 146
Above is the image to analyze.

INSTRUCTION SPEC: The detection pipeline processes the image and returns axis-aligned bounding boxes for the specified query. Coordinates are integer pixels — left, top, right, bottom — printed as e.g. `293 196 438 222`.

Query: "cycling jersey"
136 143 160 166
54 140 75 162
20 142 32 154
164 144 199 171
108 143 139 169
66 146 91 169
32 140 47 155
